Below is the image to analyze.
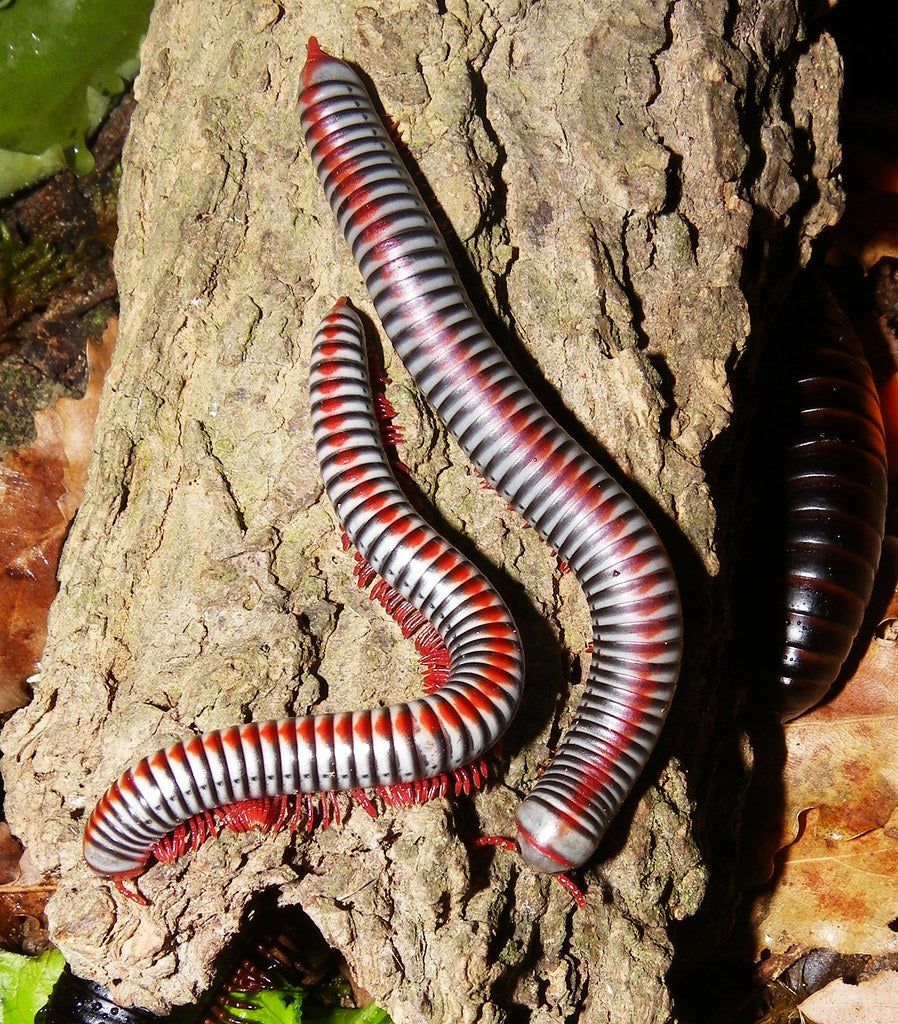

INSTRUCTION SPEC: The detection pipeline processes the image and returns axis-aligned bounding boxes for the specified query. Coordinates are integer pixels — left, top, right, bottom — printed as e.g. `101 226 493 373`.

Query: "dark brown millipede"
775 276 888 720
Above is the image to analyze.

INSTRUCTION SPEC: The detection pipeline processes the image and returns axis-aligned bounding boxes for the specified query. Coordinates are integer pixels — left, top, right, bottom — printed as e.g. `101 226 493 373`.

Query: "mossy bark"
2 1 841 1020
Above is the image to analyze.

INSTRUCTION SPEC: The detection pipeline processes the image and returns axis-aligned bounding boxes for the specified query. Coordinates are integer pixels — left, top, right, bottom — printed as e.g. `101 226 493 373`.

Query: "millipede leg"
114 876 149 907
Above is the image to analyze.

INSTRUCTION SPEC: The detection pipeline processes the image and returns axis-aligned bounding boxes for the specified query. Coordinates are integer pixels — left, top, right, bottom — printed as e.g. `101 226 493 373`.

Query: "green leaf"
226 985 394 1024
0 0 153 153
304 1005 392 1024
0 948 66 1024
227 987 305 1024
0 145 66 197
0 0 154 197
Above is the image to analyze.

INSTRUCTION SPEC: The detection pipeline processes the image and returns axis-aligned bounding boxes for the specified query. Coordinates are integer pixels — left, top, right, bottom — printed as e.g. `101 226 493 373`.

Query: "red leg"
554 872 588 909
218 797 294 834
287 795 303 832
352 789 379 818
114 876 150 907
353 552 378 588
270 795 290 832
190 810 218 851
416 624 451 693
153 823 189 864
319 791 341 829
453 766 471 796
473 835 518 854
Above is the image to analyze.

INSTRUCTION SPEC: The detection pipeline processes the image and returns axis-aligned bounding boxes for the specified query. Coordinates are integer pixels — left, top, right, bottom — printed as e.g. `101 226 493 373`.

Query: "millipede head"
83 819 150 881
301 36 361 91
515 795 599 874
472 835 587 908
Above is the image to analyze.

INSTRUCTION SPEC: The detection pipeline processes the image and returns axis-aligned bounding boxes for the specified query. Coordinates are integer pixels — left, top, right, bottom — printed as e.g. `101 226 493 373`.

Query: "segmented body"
82 306 523 886
199 916 315 1024
299 40 683 872
311 300 524 769
776 281 887 720
43 973 160 1024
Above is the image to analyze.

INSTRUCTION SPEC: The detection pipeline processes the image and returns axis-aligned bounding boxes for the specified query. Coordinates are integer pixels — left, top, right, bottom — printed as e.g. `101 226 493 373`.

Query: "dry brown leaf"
798 970 898 1024
0 823 23 885
0 826 55 951
0 317 117 713
829 177 898 270
0 883 54 954
757 810 898 956
753 542 898 957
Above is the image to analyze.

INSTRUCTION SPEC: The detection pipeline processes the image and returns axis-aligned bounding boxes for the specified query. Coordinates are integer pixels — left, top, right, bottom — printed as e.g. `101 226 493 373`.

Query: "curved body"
83 304 523 881
776 283 887 719
299 40 682 872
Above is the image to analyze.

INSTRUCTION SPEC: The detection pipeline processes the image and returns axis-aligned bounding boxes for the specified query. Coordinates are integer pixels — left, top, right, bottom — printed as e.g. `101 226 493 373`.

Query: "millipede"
82 302 524 901
84 36 683 904
298 39 683 878
773 277 888 720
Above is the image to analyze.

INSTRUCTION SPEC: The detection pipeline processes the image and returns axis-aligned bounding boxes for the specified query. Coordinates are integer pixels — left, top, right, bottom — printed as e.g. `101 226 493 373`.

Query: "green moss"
497 938 525 966
0 355 63 448
0 221 80 310
667 212 697 265
84 304 112 333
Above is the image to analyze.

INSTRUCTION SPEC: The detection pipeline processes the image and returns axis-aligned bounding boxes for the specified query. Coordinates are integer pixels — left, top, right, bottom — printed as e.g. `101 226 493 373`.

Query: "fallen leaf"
830 194 898 270
756 810 898 956
752 541 898 957
0 885 54 956
0 801 54 953
0 316 116 713
0 825 23 886
798 970 898 1024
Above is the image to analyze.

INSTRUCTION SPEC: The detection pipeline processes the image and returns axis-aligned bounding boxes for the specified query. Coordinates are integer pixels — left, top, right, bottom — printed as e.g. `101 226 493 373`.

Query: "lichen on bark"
1 1 843 1020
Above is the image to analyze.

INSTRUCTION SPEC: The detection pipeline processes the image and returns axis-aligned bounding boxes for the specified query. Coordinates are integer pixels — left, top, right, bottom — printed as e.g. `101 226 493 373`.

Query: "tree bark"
1 1 842 1020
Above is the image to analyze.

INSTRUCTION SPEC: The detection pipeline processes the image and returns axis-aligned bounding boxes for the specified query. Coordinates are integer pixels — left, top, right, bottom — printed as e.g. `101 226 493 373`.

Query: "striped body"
777 282 887 719
82 307 523 882
299 40 683 872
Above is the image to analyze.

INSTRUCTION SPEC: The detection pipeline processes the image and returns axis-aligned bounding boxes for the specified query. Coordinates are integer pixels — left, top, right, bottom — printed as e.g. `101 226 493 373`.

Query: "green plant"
0 0 154 197
0 948 65 1024
228 984 393 1024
